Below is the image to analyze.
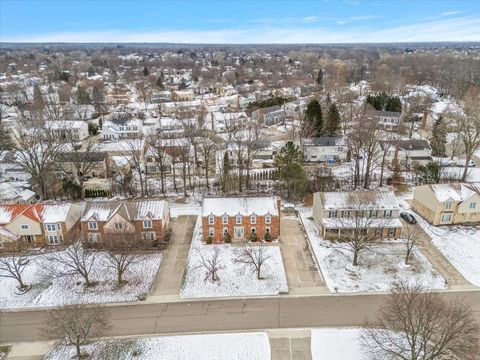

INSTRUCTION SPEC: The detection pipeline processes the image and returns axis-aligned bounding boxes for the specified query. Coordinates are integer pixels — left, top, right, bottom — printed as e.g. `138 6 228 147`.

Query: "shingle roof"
81 200 168 222
202 196 279 217
316 191 400 210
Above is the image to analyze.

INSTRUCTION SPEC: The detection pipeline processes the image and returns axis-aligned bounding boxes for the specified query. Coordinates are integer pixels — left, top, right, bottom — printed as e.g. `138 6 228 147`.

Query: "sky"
1 0 479 43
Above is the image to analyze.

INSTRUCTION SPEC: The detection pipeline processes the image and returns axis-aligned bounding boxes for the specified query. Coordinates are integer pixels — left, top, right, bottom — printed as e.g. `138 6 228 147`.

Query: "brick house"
0 203 85 249
201 196 280 243
80 199 170 244
313 191 402 240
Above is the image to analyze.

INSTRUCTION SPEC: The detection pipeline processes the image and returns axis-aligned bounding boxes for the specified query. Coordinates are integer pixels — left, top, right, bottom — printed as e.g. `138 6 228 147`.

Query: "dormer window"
88 221 97 230
208 215 215 225
265 214 271 224
143 220 152 229
115 222 123 230
222 215 228 225
236 214 242 225
250 215 257 224
445 202 452 210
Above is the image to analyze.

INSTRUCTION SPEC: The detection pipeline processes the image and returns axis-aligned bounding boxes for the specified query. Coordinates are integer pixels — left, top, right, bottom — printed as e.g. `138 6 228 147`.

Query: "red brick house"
80 199 170 244
201 196 280 243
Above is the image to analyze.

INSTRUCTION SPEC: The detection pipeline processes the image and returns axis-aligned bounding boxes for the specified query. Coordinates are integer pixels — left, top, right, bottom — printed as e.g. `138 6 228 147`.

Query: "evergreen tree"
323 103 341 136
76 86 91 105
304 99 323 136
385 96 402 112
316 69 323 85
274 141 308 200
92 83 105 115
431 116 447 157
221 151 231 192
143 66 149 76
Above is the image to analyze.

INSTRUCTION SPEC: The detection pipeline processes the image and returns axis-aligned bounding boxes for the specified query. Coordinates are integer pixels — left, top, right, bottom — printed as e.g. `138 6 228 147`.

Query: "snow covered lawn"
311 328 368 360
45 332 271 360
0 250 162 309
299 207 445 293
180 217 288 298
415 215 480 287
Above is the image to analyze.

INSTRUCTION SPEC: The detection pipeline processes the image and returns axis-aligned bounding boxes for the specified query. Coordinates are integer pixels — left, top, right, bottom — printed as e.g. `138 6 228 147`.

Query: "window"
369 210 378 218
48 235 60 245
265 227 270 234
114 222 123 230
328 211 336 219
209 228 215 236
441 214 452 222
445 202 452 210
251 227 256 234
470 202 477 209
88 221 97 230
375 228 383 237
356 210 363 217
143 220 152 229
45 223 60 232
341 211 349 218
384 210 392 218
236 214 242 225
20 224 29 230
88 233 101 242
250 215 257 224
143 232 156 241
223 227 228 235
265 214 271 224
222 215 228 225
208 215 215 225
388 228 396 237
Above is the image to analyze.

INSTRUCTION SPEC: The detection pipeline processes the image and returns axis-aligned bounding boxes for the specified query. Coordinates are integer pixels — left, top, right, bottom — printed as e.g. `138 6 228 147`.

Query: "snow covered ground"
311 328 368 360
298 207 445 293
414 214 480 287
0 250 162 309
180 217 288 298
45 332 271 360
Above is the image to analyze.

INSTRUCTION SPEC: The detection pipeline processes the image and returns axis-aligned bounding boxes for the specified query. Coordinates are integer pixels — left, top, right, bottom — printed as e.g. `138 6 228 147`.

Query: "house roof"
428 182 480 202
303 137 345 147
321 217 402 229
202 196 279 217
368 110 402 118
315 191 400 210
380 139 431 151
81 200 168 222
0 203 76 224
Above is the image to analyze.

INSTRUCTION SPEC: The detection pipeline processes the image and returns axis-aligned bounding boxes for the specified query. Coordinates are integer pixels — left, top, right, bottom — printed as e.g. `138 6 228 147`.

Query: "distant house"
56 151 110 180
101 119 143 140
313 191 402 239
201 196 280 243
302 137 347 163
379 139 432 168
80 200 170 244
367 110 402 131
412 182 480 225
172 90 194 102
44 120 89 141
252 106 285 126
0 203 85 248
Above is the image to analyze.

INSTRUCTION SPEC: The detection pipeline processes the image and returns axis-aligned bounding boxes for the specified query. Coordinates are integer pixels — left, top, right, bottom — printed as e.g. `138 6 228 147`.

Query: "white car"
456 159 476 168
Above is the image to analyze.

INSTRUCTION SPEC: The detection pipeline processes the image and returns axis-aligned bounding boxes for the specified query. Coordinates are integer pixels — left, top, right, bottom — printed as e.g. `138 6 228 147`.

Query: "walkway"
268 329 312 360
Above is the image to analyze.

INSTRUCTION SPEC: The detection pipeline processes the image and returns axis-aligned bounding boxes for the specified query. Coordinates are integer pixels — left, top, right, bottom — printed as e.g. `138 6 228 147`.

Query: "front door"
234 227 244 239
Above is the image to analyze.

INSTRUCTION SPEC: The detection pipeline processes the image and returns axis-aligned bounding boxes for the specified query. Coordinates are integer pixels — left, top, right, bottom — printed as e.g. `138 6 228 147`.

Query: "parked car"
455 159 476 168
400 212 417 224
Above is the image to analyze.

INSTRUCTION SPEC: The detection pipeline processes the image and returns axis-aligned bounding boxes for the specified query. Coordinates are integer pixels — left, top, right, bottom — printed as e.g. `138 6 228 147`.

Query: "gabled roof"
202 196 279 217
81 200 168 222
315 191 400 210
0 203 74 224
428 182 480 202
380 139 431 151
303 137 345 147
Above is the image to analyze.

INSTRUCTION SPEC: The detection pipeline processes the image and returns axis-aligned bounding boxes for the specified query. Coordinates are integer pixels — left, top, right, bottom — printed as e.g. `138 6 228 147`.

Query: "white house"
367 110 402 131
44 120 89 141
379 139 432 168
101 119 143 140
302 137 348 163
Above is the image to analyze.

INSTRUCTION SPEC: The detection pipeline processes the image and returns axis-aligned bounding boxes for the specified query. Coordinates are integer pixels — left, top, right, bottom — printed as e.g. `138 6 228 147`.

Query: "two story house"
80 199 170 244
412 182 480 225
366 110 403 131
302 137 348 164
379 139 433 168
252 106 286 126
101 119 143 140
201 196 280 243
0 203 85 248
313 191 402 239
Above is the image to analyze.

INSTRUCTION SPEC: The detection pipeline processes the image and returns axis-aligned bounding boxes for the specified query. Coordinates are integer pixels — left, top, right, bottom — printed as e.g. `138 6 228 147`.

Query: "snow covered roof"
428 182 480 202
303 137 346 147
81 200 168 222
321 217 402 229
0 203 79 224
316 191 400 210
202 196 279 217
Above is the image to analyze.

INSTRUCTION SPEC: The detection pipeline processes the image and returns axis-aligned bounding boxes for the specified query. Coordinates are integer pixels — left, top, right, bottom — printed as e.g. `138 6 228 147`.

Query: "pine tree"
274 141 308 200
77 86 91 105
316 69 323 86
304 99 323 136
431 116 447 157
143 66 149 76
323 103 341 136
221 151 231 192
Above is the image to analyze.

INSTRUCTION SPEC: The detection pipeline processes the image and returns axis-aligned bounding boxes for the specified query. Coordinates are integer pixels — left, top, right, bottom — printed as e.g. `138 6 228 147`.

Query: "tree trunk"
405 249 411 265
76 340 81 359
461 153 472 181
117 270 123 284
160 170 165 195
379 150 387 187
172 164 177 192
205 161 209 189
353 250 359 266
257 265 262 280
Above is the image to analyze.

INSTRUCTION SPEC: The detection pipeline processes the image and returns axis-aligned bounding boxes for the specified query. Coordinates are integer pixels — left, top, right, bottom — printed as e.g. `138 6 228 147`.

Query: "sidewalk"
268 328 312 360
5 341 54 360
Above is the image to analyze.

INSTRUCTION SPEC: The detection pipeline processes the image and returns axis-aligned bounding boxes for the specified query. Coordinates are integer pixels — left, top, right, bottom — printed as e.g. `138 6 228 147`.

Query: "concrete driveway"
279 212 327 295
150 215 196 299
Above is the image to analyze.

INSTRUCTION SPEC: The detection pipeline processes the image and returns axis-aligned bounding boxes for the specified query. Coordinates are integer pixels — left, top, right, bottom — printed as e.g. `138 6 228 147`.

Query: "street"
1 290 479 344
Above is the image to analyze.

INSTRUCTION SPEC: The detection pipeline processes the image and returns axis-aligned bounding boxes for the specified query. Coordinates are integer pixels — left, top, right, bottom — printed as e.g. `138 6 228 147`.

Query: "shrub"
264 232 271 242
250 232 258 242
224 232 231 243
206 235 213 244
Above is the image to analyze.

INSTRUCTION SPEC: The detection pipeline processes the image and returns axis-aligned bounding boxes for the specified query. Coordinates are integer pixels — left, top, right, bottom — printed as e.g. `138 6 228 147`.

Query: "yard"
45 332 271 360
311 328 368 360
298 207 446 293
0 248 162 309
180 217 288 298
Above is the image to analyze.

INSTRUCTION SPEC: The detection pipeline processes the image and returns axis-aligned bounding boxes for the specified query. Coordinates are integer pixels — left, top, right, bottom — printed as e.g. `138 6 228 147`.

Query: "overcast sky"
1 0 479 43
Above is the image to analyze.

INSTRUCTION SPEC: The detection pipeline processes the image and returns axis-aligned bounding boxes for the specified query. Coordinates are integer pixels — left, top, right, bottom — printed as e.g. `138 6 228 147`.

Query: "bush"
206 235 213 244
250 232 258 242
264 232 271 242
223 232 231 243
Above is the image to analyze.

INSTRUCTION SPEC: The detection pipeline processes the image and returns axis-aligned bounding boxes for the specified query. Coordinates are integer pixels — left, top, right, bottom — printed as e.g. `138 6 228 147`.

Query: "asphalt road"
1 290 479 343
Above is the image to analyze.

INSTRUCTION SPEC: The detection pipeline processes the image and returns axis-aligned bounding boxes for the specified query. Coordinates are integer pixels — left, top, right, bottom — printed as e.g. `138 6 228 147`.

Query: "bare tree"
102 233 142 285
147 130 170 195
124 138 148 196
198 132 218 190
0 247 31 291
234 244 272 280
43 304 110 359
47 241 96 287
243 123 262 190
401 224 418 265
362 282 480 360
457 87 480 181
196 247 224 282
